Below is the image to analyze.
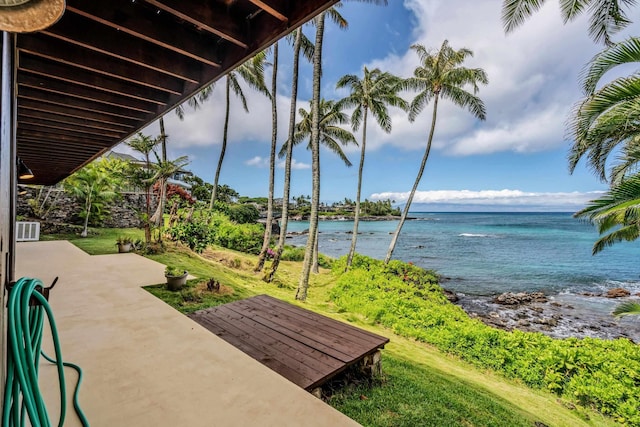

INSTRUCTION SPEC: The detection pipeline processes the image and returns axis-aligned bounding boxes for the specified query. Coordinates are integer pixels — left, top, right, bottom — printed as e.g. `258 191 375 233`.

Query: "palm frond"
581 37 640 94
612 301 640 317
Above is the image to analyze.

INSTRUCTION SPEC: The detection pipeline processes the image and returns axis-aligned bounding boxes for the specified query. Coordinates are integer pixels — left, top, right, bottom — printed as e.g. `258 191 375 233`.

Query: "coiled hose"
3 277 89 427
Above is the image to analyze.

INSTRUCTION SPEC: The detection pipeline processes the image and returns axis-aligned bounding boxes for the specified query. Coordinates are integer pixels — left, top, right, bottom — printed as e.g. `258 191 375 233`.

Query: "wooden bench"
189 294 389 393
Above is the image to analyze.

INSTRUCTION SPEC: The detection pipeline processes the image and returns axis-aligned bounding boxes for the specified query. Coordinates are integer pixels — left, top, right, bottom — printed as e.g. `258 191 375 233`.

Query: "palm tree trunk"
256 41 279 272
312 226 319 273
151 117 168 235
385 94 439 263
266 29 302 282
210 77 231 210
144 152 151 245
346 107 368 269
297 12 325 301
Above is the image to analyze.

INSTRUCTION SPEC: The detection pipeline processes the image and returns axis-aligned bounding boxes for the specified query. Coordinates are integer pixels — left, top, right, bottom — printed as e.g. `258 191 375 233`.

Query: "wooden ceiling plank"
144 0 248 48
19 119 123 140
19 55 169 105
43 13 204 84
18 127 116 144
18 108 131 134
66 1 222 68
18 34 185 95
248 0 288 21
18 73 157 114
19 87 151 121
19 100 138 129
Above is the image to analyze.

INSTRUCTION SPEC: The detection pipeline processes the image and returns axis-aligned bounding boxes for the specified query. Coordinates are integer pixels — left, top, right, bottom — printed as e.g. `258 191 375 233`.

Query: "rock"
443 289 459 302
493 291 547 305
606 288 631 298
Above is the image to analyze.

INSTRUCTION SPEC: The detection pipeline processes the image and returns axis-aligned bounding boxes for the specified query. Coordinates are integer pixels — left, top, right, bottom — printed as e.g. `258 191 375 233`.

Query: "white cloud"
360 0 605 156
246 156 311 170
245 156 269 168
278 159 311 170
370 189 603 208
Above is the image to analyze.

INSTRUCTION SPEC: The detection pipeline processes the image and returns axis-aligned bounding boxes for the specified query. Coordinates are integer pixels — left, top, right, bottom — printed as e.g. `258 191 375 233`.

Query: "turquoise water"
286 212 640 297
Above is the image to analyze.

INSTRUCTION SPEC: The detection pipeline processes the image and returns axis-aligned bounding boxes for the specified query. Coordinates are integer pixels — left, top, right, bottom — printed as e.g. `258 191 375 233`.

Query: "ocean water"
285 212 640 298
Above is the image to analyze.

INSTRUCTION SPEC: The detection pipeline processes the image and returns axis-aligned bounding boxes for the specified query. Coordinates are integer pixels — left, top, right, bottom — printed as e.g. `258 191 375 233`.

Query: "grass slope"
56 229 618 427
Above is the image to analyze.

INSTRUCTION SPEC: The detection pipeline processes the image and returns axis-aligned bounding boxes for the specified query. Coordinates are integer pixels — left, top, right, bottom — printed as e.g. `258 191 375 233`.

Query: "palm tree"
385 41 488 263
150 117 168 229
255 41 280 272
574 173 640 254
126 132 158 245
568 37 640 181
265 28 314 282
336 67 407 269
63 159 123 238
283 99 357 278
501 0 636 45
210 52 270 209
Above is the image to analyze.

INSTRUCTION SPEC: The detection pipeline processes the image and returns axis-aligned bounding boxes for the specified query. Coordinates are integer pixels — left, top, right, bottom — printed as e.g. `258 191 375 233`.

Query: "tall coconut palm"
568 37 640 181
126 132 158 245
150 117 168 229
296 7 351 301
502 0 636 45
255 42 280 272
574 173 640 254
336 67 407 269
265 27 314 282
385 41 488 263
282 99 357 277
210 52 270 209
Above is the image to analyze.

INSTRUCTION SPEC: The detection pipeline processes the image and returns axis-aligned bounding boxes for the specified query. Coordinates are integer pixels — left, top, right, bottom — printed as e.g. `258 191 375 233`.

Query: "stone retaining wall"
17 186 158 229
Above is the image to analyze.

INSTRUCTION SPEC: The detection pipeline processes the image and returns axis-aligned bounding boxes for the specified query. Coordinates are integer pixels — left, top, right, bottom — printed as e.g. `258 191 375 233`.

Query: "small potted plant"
116 236 133 253
165 265 188 291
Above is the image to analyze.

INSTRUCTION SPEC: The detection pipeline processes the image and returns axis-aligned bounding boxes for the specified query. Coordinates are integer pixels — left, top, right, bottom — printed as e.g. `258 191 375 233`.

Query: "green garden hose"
3 277 89 427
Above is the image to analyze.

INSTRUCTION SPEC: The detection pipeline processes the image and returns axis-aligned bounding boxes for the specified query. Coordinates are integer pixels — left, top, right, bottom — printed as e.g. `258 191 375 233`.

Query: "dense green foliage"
330 255 640 425
280 245 333 268
360 199 401 216
227 204 260 224
167 212 263 254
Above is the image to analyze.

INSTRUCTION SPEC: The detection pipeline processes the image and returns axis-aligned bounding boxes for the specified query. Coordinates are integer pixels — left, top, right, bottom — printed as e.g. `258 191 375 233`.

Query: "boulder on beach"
606 288 631 298
493 291 547 305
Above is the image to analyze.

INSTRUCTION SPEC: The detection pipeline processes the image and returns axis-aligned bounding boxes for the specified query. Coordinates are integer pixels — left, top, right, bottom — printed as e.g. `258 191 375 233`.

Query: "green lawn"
55 229 619 427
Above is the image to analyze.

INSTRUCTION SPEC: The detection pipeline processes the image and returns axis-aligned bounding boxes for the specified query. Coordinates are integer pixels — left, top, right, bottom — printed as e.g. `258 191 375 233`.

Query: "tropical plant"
336 66 407 269
385 41 488 263
63 158 124 237
501 0 636 45
568 37 640 182
125 132 158 245
210 52 270 209
266 27 315 283
574 173 640 254
613 300 640 317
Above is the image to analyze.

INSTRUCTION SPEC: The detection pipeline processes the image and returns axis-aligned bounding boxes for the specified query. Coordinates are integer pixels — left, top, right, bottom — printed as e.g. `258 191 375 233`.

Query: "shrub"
281 246 333 268
330 254 640 425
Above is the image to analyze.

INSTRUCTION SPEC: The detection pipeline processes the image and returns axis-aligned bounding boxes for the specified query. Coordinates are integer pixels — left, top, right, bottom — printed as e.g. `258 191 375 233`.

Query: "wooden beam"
18 55 169 105
18 108 131 134
18 35 185 95
43 13 204 83
18 126 116 144
18 73 158 114
19 100 138 129
144 0 248 48
248 0 288 21
19 118 123 140
18 87 151 121
66 0 222 68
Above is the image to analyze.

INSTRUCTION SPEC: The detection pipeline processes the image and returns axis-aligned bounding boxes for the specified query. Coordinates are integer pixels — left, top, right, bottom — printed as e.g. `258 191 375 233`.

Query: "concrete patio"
16 240 360 426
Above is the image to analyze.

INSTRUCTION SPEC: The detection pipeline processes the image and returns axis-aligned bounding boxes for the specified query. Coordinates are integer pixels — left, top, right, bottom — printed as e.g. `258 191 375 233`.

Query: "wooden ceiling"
15 0 338 185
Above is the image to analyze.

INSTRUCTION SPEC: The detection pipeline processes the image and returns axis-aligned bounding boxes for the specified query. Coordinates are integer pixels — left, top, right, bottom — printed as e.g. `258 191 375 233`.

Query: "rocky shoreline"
289 215 413 221
451 289 640 342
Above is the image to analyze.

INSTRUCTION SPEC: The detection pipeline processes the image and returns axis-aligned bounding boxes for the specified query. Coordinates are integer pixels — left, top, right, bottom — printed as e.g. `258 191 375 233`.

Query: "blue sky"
123 0 631 212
